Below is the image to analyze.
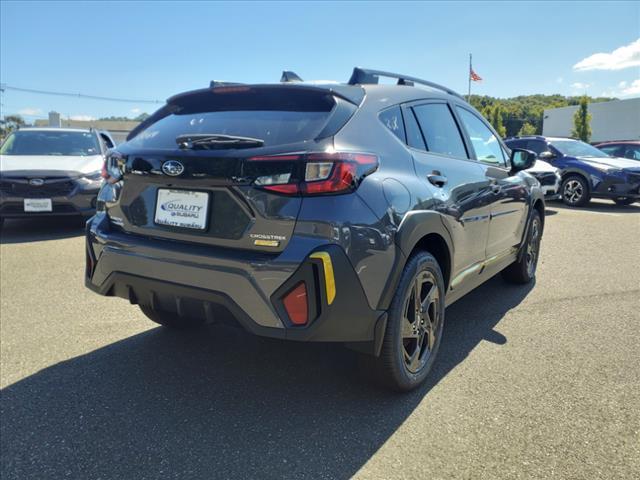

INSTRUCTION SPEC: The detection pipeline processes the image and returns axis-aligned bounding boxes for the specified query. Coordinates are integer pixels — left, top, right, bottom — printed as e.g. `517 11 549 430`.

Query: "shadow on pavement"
546 199 640 214
0 276 532 479
0 217 85 244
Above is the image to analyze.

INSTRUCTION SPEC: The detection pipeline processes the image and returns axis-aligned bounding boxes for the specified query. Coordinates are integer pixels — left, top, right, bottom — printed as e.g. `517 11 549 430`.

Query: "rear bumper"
85 214 385 344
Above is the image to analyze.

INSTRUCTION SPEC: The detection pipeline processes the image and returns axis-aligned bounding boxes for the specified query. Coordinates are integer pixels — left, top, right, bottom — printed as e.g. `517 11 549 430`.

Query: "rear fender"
377 210 454 310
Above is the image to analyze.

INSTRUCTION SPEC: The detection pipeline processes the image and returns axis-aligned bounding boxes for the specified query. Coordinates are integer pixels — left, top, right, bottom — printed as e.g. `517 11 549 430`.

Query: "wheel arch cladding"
562 170 591 189
533 199 545 230
377 211 453 310
410 233 451 292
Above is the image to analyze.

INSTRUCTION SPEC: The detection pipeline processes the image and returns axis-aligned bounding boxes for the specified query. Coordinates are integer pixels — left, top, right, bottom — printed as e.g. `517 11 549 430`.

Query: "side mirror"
510 148 537 173
538 150 555 161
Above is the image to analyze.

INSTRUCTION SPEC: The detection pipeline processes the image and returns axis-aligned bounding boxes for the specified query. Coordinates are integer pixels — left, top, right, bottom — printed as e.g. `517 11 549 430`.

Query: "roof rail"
347 67 464 100
280 71 303 83
209 80 245 88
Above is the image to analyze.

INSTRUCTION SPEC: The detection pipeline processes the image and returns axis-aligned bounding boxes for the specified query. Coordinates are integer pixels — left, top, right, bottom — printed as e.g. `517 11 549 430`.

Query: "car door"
403 100 493 278
622 145 640 160
454 106 528 259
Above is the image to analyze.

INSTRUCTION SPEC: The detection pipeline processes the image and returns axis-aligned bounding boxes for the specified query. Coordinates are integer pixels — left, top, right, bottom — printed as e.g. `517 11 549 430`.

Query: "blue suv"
505 136 640 207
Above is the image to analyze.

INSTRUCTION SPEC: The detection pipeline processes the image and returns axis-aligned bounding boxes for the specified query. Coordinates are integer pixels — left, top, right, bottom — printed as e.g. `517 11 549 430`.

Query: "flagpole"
467 53 472 102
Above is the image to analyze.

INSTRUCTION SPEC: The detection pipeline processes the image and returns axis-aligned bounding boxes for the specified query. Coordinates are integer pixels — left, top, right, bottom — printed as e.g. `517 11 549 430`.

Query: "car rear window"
128 87 337 150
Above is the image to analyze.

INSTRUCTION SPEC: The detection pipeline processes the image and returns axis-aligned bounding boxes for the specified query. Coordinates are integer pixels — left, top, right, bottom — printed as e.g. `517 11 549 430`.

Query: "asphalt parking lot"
1 200 639 479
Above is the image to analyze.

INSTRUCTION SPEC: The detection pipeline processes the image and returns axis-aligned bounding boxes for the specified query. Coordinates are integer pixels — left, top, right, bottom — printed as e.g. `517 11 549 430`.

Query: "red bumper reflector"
282 282 308 325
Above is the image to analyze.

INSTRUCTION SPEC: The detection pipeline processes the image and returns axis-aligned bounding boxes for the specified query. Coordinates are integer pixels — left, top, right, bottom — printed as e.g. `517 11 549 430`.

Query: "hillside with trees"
469 94 615 138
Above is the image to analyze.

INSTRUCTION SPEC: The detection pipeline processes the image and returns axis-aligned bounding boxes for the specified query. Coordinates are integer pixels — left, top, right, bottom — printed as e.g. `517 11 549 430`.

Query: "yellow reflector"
254 239 280 247
310 251 336 305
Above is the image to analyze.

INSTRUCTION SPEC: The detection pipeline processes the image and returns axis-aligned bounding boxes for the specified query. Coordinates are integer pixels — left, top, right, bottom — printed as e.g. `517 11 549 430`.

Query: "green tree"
490 105 507 138
571 96 592 142
518 122 537 136
0 114 25 140
469 93 613 137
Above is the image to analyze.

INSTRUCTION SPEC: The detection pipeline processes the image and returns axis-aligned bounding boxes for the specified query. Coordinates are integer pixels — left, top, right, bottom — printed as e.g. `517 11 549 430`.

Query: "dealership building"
542 97 640 143
35 112 140 144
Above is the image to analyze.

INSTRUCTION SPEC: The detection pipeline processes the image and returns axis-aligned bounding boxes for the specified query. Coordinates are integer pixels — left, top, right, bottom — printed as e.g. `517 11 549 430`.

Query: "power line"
0 84 163 104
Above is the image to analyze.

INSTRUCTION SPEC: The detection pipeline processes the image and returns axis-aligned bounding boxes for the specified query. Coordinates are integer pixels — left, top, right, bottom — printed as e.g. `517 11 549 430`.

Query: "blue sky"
1 1 639 122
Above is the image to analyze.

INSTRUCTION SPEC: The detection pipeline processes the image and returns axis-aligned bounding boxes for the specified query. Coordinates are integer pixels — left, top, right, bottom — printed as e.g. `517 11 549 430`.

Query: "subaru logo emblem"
29 178 45 186
161 160 185 177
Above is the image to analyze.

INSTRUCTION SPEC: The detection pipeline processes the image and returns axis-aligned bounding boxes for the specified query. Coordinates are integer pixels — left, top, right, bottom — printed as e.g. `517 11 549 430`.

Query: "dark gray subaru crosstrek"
86 68 544 391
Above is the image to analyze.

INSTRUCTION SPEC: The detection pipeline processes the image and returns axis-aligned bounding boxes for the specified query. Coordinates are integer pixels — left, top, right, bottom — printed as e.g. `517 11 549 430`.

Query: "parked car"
505 136 640 207
594 141 640 161
524 159 561 201
0 127 116 226
85 68 545 391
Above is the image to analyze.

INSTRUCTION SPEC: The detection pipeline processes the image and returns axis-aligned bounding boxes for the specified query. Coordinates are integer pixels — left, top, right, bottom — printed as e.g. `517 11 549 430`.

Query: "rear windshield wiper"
176 133 264 150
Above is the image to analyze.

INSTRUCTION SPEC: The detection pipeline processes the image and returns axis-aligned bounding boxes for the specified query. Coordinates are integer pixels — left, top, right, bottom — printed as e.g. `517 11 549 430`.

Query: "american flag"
470 68 482 82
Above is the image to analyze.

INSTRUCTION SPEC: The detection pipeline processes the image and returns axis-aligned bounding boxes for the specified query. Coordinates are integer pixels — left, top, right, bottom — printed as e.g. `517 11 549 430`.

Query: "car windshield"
550 139 609 158
0 130 101 156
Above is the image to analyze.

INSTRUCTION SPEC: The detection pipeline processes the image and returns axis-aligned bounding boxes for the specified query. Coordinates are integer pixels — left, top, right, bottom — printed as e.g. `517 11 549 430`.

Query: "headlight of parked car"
78 170 104 185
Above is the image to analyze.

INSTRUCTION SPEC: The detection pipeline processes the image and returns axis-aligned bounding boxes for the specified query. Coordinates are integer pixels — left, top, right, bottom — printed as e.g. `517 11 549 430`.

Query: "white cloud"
621 79 640 96
18 107 42 116
570 82 591 90
600 79 640 98
573 39 640 71
69 115 96 121
130 108 141 114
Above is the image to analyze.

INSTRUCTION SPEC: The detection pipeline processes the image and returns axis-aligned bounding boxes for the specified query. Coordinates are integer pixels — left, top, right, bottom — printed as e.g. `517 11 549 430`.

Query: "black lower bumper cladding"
86 240 386 345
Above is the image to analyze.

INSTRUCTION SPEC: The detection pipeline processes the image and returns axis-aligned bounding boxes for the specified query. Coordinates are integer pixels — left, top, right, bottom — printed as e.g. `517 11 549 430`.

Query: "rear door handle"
427 173 448 187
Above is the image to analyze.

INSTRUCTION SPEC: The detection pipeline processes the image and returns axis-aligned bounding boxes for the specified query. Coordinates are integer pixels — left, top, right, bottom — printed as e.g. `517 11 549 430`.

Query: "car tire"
561 175 590 207
367 251 445 392
613 197 636 206
138 305 205 329
502 209 542 284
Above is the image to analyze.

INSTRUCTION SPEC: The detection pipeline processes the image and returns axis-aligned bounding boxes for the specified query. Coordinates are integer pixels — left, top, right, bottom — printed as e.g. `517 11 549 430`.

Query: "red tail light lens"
282 282 308 325
100 161 109 180
247 152 378 196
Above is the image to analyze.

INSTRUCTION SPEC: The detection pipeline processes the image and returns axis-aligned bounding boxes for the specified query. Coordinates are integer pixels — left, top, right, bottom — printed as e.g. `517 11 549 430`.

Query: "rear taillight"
282 282 308 325
100 161 109 180
247 152 378 196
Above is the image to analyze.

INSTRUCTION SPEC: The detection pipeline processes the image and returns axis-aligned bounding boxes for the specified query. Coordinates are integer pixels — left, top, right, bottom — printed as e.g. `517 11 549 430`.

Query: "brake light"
247 152 378 196
100 161 109 180
282 282 308 325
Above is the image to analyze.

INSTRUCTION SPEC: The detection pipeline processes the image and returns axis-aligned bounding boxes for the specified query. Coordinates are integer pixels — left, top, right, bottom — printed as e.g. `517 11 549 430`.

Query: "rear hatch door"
104 84 359 252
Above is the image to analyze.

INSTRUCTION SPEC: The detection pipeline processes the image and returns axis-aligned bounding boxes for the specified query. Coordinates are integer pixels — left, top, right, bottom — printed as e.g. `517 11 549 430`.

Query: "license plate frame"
24 198 53 212
154 189 210 231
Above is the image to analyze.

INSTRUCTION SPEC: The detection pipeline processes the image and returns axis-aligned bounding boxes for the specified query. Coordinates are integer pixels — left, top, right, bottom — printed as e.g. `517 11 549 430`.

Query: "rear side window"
525 140 548 155
128 88 336 150
412 103 468 159
379 105 406 142
506 139 526 150
404 108 426 150
624 145 640 160
597 145 621 156
456 107 506 166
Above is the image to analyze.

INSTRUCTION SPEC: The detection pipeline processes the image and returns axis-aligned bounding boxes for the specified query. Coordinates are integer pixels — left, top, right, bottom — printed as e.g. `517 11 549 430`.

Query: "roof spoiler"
348 67 464 100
